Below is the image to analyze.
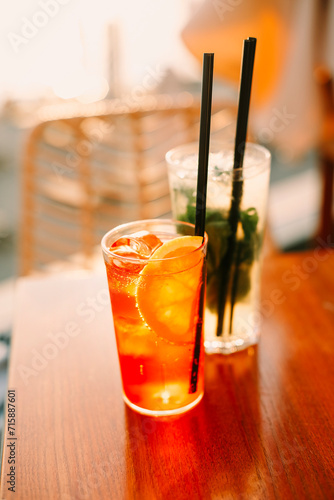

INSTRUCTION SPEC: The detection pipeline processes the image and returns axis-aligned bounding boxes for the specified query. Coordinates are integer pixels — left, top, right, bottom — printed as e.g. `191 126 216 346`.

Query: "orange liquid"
105 243 205 415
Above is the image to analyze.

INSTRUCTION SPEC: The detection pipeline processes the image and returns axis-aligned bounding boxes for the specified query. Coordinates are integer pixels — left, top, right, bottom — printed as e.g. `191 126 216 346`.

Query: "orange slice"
136 236 205 344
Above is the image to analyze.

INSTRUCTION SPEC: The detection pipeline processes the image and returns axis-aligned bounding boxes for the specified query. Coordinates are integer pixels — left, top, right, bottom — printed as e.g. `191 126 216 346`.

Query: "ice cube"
109 234 162 271
111 234 162 258
139 234 163 254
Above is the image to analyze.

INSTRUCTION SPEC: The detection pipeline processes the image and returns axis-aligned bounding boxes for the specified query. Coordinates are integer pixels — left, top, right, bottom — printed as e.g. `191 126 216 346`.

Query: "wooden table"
1 249 334 499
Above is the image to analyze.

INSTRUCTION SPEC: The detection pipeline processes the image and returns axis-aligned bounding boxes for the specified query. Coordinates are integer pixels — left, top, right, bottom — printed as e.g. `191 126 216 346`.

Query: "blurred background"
0 0 333 441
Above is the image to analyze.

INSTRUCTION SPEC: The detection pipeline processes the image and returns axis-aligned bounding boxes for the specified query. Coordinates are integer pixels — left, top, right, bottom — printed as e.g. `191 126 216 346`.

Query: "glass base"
204 331 259 355
123 392 203 417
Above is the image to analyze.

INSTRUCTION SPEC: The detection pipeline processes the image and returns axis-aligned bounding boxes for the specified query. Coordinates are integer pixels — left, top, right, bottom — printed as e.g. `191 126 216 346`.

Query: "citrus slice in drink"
136 236 205 344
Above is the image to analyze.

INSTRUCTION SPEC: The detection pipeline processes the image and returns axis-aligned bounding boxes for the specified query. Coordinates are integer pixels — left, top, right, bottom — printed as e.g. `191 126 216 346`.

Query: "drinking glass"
102 219 207 416
166 142 271 354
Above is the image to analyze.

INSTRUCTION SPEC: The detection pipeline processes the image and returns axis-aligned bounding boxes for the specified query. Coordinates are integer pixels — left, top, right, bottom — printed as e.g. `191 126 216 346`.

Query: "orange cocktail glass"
101 219 207 416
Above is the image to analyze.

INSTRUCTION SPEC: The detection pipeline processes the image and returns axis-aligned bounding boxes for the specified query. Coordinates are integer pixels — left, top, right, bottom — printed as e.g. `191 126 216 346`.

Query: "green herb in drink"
177 194 260 322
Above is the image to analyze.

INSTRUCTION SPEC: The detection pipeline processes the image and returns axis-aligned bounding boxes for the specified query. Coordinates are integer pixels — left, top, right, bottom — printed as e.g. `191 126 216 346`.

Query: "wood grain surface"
1 249 334 500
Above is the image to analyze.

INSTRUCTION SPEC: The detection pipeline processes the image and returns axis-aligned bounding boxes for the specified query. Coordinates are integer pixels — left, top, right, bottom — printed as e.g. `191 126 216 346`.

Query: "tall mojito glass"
102 219 207 416
166 142 271 354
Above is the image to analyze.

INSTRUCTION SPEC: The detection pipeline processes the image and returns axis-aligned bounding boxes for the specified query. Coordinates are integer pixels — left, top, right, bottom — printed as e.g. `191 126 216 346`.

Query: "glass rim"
165 141 271 173
101 218 208 264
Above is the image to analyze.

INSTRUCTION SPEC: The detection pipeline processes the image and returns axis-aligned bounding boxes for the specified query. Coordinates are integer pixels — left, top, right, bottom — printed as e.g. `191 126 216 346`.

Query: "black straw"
233 37 257 173
190 53 214 394
216 37 257 336
195 53 214 238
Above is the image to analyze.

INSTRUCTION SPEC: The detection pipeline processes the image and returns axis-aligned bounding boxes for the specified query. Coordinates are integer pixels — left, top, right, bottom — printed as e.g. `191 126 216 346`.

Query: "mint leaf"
178 204 261 313
206 220 231 270
240 207 258 240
